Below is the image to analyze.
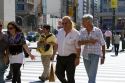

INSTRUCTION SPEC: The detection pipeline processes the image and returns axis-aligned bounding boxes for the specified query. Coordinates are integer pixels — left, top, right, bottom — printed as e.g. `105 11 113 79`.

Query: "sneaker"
39 76 48 82
39 76 45 82
6 75 12 80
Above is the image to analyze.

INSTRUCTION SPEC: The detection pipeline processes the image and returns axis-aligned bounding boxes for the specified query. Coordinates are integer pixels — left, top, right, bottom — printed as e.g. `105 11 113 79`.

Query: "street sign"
111 0 118 8
68 6 73 16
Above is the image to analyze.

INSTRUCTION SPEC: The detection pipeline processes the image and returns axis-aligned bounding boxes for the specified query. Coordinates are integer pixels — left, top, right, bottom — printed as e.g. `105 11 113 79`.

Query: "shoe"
39 76 45 82
39 76 48 82
6 75 12 80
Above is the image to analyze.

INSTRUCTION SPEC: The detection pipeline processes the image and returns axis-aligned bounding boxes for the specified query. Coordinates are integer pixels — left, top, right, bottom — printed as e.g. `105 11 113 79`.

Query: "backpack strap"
45 34 52 40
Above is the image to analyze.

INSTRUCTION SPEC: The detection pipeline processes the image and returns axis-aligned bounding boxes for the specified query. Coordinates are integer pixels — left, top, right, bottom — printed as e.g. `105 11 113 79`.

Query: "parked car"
26 31 37 42
2 28 7 33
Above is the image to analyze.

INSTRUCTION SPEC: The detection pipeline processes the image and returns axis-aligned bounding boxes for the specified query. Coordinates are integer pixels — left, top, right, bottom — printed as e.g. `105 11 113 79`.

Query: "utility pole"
42 0 47 24
111 0 117 44
73 0 78 23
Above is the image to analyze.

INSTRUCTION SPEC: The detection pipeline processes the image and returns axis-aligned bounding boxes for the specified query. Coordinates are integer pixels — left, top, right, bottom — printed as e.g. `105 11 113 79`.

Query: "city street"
4 42 125 83
1 0 125 83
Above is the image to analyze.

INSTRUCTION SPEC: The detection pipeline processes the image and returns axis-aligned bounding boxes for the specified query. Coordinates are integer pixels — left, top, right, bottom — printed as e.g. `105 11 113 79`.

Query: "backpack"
37 34 53 53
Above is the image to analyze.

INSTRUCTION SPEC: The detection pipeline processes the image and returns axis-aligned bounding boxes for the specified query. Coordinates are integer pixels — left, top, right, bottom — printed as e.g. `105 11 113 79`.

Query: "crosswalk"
4 51 125 83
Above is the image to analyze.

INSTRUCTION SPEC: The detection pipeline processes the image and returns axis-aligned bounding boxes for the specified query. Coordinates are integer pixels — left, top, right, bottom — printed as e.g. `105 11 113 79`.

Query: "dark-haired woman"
7 21 35 83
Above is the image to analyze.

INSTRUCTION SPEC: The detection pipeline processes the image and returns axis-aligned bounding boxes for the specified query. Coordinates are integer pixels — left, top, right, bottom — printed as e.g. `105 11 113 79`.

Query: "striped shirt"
80 27 105 59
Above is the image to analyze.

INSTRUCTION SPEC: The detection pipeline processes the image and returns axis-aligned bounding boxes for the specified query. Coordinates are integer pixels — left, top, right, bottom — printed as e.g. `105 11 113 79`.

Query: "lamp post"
112 8 115 35
111 0 117 44
42 0 47 24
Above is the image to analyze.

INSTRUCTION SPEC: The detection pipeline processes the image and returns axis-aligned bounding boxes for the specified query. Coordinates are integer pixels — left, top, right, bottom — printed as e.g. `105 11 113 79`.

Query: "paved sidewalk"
4 49 125 83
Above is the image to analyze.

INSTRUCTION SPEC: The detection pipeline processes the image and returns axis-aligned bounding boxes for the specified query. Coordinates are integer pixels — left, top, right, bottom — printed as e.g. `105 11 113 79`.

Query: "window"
16 4 24 10
18 0 24 2
118 7 125 12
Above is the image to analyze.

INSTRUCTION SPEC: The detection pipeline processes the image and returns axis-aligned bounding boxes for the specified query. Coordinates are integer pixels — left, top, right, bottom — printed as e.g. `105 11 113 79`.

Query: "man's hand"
89 39 97 44
78 39 97 45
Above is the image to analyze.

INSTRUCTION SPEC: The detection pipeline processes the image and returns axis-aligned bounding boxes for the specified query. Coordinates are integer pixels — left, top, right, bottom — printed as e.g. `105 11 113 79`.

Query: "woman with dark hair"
7 21 35 83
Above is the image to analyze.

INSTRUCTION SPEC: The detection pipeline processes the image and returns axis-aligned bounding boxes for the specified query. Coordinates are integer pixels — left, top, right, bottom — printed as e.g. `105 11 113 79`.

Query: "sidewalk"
5 49 125 83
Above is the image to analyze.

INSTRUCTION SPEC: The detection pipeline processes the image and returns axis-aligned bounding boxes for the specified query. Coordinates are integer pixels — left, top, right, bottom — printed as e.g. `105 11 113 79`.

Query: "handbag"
3 49 9 65
49 62 55 82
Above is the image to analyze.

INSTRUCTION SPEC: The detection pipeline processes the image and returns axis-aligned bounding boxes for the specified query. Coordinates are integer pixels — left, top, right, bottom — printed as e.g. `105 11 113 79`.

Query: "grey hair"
82 14 93 23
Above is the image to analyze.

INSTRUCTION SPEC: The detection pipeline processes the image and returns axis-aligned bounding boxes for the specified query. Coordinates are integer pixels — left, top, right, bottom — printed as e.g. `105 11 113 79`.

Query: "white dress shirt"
57 28 80 56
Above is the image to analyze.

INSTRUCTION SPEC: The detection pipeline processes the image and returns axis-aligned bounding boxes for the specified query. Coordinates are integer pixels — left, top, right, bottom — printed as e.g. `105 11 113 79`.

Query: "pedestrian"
113 32 121 56
121 34 125 51
104 28 112 49
51 16 81 83
53 19 63 36
7 21 35 83
37 24 57 82
0 22 8 83
78 14 106 83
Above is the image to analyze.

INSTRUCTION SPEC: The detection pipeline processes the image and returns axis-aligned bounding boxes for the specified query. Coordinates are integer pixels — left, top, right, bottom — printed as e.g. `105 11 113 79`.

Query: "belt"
58 53 76 58
10 50 23 55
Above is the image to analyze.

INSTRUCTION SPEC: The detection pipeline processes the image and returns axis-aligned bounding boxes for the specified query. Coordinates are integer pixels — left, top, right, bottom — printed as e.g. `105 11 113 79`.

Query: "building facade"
77 0 100 27
16 0 36 31
99 0 125 33
0 0 15 27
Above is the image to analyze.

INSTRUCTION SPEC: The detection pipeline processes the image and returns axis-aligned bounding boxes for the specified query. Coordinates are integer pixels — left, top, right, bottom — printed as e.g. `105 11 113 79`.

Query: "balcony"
99 12 125 17
26 0 34 5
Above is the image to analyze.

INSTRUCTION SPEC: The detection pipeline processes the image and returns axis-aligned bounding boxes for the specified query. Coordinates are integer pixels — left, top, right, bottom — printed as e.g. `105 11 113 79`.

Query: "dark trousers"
8 65 13 77
11 63 22 83
114 44 119 56
106 37 110 49
55 54 76 83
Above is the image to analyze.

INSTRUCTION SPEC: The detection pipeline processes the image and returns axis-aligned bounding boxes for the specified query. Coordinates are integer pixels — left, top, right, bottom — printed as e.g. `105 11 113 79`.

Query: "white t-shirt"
104 30 112 37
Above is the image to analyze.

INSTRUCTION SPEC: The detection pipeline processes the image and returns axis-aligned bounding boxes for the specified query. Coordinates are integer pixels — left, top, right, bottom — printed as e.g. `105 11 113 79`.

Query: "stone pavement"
4 49 125 83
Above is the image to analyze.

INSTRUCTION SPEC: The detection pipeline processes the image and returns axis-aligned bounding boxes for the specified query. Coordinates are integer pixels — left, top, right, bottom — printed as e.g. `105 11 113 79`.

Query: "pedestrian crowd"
1 14 116 83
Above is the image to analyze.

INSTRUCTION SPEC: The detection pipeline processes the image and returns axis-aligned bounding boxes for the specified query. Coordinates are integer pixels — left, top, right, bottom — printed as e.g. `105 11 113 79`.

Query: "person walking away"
51 16 81 83
53 19 63 36
113 32 121 56
121 34 125 51
104 28 112 49
37 24 57 82
7 21 35 83
78 14 105 83
0 22 8 83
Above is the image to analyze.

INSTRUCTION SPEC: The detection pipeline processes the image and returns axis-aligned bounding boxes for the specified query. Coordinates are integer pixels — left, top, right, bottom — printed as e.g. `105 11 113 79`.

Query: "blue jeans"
0 59 8 83
83 54 99 83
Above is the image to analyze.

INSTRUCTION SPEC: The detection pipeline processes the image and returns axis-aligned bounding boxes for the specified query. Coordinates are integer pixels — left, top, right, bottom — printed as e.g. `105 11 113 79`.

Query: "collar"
84 26 96 32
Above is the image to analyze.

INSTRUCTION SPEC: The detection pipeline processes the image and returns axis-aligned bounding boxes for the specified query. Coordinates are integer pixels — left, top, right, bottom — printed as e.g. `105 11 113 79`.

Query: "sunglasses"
8 27 14 30
62 22 68 25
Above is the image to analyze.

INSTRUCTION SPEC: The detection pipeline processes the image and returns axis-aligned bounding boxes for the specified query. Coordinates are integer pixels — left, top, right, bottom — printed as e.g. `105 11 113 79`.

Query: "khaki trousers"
40 55 51 79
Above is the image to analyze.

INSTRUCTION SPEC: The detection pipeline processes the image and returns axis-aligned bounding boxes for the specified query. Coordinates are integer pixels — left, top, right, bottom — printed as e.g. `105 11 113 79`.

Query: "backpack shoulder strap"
45 33 52 40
